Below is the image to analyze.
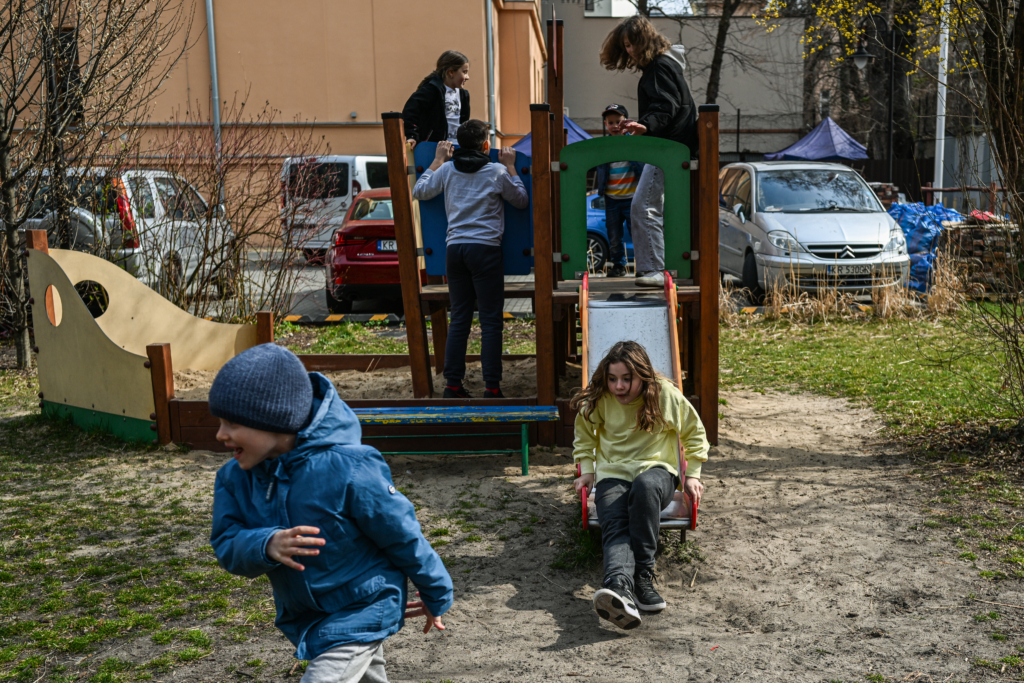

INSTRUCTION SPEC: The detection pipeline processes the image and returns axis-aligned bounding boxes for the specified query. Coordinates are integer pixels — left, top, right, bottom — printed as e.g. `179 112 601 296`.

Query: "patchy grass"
0 342 37 418
720 317 1008 436
0 414 277 682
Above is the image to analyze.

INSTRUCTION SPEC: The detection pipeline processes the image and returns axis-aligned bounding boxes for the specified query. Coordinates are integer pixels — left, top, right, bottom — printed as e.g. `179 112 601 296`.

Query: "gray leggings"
595 467 677 591
301 641 387 683
629 165 666 274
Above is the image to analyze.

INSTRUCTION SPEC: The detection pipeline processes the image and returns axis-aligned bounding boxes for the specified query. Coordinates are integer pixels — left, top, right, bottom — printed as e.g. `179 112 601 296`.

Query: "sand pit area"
173 357 582 402
145 388 1024 681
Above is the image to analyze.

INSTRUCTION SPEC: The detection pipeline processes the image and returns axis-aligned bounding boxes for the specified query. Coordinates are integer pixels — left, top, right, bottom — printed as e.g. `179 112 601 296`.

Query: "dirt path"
152 389 1024 681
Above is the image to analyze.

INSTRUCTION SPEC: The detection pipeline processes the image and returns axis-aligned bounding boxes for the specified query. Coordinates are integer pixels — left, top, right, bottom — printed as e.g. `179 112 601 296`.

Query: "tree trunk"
706 0 742 104
801 13 824 130
0 148 32 371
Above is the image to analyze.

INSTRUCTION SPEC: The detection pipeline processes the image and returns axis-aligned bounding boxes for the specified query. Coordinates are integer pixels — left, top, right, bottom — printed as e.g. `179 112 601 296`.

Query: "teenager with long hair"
402 51 472 147
571 340 708 630
600 16 698 289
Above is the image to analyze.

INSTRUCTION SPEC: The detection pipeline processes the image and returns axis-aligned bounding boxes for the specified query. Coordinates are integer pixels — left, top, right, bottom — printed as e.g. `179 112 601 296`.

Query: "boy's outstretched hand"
684 477 704 506
573 472 594 494
498 146 517 174
429 141 454 170
405 592 446 634
267 526 325 571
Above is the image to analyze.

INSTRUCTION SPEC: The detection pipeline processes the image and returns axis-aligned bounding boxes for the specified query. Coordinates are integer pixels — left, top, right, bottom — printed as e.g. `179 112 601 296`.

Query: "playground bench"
351 406 561 475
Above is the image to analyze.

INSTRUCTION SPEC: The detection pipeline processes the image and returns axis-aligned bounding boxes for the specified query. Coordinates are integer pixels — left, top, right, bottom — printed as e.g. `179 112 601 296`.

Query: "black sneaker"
483 387 505 399
443 385 472 399
592 578 642 630
608 264 627 278
634 569 667 612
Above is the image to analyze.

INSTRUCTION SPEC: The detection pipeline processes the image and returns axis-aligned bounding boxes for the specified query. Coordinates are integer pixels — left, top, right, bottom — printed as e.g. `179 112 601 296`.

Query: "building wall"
145 0 544 157
544 1 807 155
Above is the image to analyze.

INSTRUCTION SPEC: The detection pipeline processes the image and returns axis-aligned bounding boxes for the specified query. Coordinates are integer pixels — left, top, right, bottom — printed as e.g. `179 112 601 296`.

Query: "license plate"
377 239 397 252
827 264 871 276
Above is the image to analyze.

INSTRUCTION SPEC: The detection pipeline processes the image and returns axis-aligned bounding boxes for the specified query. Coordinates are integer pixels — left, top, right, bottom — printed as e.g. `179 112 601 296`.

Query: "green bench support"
352 406 562 476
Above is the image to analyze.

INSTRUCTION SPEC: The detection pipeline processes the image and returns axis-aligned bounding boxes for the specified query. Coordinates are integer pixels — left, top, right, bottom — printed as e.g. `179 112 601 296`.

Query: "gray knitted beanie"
208 344 313 434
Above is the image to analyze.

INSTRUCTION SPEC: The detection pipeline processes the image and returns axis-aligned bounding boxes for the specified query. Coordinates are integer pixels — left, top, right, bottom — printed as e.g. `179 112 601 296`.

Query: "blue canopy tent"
765 117 868 161
512 116 592 156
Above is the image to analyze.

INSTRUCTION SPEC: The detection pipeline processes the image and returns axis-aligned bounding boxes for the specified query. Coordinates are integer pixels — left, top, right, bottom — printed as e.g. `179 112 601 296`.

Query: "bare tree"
0 0 192 369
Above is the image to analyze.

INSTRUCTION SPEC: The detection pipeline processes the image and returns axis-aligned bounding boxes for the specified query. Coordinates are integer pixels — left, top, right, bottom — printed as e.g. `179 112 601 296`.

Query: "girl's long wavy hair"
570 340 669 433
599 15 671 71
418 50 469 89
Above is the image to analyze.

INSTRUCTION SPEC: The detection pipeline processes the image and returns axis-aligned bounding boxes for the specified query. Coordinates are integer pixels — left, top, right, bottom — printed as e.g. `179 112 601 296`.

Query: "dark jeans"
595 467 678 591
603 195 632 267
445 243 504 387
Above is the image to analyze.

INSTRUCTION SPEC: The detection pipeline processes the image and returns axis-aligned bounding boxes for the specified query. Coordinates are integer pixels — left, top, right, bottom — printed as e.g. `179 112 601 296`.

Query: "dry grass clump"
719 280 739 326
871 265 919 320
927 247 968 316
762 267 858 324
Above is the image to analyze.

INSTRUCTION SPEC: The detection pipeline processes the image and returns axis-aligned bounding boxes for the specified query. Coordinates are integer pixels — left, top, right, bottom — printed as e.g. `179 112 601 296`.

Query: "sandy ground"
173 358 583 401
142 387 1024 682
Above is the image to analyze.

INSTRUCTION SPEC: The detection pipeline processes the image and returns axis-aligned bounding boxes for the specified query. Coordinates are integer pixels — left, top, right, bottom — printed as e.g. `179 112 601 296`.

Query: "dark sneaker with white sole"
634 569 667 612
592 578 642 630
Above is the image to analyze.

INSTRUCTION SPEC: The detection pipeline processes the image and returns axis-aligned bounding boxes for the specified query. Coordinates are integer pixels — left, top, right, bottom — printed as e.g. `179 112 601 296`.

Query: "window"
128 177 156 219
756 170 883 213
364 162 390 189
154 177 207 221
288 161 349 200
351 199 393 221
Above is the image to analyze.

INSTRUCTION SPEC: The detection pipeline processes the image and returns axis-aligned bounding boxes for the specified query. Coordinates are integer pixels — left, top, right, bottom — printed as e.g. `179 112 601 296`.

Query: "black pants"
595 467 677 591
445 243 504 387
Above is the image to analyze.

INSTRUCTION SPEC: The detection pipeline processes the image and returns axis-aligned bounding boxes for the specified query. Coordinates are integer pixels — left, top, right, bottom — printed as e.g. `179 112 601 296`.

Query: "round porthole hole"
74 281 109 318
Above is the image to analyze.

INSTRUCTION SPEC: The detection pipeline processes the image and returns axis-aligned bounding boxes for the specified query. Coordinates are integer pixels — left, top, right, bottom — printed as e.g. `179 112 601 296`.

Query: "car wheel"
159 254 183 299
742 252 765 304
587 234 609 273
325 286 353 314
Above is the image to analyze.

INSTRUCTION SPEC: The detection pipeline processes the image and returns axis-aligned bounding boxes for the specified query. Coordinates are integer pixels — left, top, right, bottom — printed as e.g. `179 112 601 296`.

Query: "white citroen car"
718 161 909 298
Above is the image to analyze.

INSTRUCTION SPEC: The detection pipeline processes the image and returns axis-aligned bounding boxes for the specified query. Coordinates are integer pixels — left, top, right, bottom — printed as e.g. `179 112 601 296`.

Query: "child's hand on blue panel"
405 592 446 634
267 526 326 571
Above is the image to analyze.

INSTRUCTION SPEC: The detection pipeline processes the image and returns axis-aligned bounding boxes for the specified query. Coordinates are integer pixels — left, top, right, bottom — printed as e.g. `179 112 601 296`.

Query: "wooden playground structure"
25 19 718 454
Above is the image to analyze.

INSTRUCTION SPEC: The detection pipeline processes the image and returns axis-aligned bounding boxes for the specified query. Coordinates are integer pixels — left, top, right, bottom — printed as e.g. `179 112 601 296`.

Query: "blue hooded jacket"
211 373 453 660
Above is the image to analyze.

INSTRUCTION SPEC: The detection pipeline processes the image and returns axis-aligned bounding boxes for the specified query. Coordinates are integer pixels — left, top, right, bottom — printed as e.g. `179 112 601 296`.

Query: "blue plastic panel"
412 143 534 276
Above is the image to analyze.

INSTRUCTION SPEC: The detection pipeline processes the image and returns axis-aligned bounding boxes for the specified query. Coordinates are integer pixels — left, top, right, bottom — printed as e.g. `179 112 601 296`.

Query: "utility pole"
932 0 950 205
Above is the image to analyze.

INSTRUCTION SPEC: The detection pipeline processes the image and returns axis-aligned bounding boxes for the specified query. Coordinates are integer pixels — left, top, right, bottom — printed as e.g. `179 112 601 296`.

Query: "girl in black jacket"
600 16 698 288
403 51 471 148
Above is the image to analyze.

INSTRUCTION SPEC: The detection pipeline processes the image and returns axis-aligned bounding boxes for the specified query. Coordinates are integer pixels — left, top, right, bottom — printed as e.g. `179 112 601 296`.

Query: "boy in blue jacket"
209 344 453 683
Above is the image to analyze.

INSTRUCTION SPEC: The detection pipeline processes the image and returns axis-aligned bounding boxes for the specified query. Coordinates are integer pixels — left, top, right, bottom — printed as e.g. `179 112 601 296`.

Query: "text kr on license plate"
378 239 397 252
826 264 871 276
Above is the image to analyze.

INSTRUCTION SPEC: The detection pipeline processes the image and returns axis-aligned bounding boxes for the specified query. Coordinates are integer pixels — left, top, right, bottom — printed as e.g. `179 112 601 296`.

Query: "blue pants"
445 243 504 387
603 195 632 267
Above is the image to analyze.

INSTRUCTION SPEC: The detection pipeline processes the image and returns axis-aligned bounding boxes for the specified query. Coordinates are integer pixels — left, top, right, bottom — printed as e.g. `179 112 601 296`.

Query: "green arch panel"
559 135 692 279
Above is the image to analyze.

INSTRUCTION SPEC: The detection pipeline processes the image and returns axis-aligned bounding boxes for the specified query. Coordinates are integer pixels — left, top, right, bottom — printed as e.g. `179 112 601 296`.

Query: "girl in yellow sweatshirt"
571 340 708 630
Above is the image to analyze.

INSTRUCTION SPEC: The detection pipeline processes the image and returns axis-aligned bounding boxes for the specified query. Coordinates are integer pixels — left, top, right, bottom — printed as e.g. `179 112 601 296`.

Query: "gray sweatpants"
301 641 387 683
595 467 677 592
629 165 666 274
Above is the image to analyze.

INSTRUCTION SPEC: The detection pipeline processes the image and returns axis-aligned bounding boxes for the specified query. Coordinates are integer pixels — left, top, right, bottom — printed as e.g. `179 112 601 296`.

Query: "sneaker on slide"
635 271 665 288
634 568 667 612
592 579 642 630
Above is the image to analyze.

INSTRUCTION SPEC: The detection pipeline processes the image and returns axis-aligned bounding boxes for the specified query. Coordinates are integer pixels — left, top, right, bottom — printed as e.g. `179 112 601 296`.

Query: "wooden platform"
421 277 700 305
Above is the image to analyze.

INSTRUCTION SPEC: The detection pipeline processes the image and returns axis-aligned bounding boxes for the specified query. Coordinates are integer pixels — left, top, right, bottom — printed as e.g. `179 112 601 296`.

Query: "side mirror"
215 203 226 218
733 203 746 224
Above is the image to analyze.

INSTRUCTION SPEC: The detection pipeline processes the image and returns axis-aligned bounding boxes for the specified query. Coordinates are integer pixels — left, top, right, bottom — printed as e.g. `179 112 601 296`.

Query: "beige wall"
146 0 545 157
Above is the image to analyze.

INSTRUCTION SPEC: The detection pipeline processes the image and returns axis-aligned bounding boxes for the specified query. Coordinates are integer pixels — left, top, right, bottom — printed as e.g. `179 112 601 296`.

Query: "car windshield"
756 169 881 212
289 161 349 200
351 198 393 220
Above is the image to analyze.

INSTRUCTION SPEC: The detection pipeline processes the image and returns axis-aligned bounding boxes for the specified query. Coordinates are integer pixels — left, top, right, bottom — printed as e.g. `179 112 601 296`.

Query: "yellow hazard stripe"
740 307 758 314
284 315 302 322
370 314 388 321
503 312 514 319
325 314 345 322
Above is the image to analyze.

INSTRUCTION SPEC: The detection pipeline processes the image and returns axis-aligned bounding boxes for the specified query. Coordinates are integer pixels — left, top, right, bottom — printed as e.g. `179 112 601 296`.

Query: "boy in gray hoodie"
412 119 528 398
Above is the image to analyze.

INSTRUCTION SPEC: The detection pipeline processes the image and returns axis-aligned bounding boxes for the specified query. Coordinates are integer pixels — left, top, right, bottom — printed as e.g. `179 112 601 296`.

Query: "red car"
326 188 404 313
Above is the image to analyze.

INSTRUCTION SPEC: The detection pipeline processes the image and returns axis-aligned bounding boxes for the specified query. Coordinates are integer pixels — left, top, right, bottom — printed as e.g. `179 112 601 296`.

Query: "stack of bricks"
938 220 1019 294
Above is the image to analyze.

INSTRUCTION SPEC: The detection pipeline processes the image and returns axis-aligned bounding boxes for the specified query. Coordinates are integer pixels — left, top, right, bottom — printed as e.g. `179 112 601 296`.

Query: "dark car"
325 188 404 313
586 192 633 271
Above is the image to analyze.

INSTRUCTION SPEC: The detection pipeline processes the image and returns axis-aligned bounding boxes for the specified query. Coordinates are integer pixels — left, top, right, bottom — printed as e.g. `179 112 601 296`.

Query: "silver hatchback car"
718 161 910 297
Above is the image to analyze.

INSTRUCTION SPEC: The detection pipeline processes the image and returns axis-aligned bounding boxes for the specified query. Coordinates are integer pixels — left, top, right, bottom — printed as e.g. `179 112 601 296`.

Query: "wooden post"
256 311 274 344
382 113 434 398
427 276 448 375
531 104 556 444
989 181 998 213
923 182 933 207
26 229 49 254
696 105 720 446
146 343 175 445
548 20 565 281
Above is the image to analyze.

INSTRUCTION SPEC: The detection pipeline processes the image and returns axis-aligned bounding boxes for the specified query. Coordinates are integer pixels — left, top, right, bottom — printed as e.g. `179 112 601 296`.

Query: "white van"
280 155 389 261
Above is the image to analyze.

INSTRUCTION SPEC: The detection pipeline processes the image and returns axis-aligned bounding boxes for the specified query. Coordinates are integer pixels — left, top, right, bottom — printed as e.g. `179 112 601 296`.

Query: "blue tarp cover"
512 116 592 156
765 117 868 161
887 202 963 292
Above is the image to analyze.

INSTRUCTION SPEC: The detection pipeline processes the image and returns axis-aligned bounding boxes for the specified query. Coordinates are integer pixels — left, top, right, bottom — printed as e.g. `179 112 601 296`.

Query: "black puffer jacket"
401 74 471 144
636 46 699 156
